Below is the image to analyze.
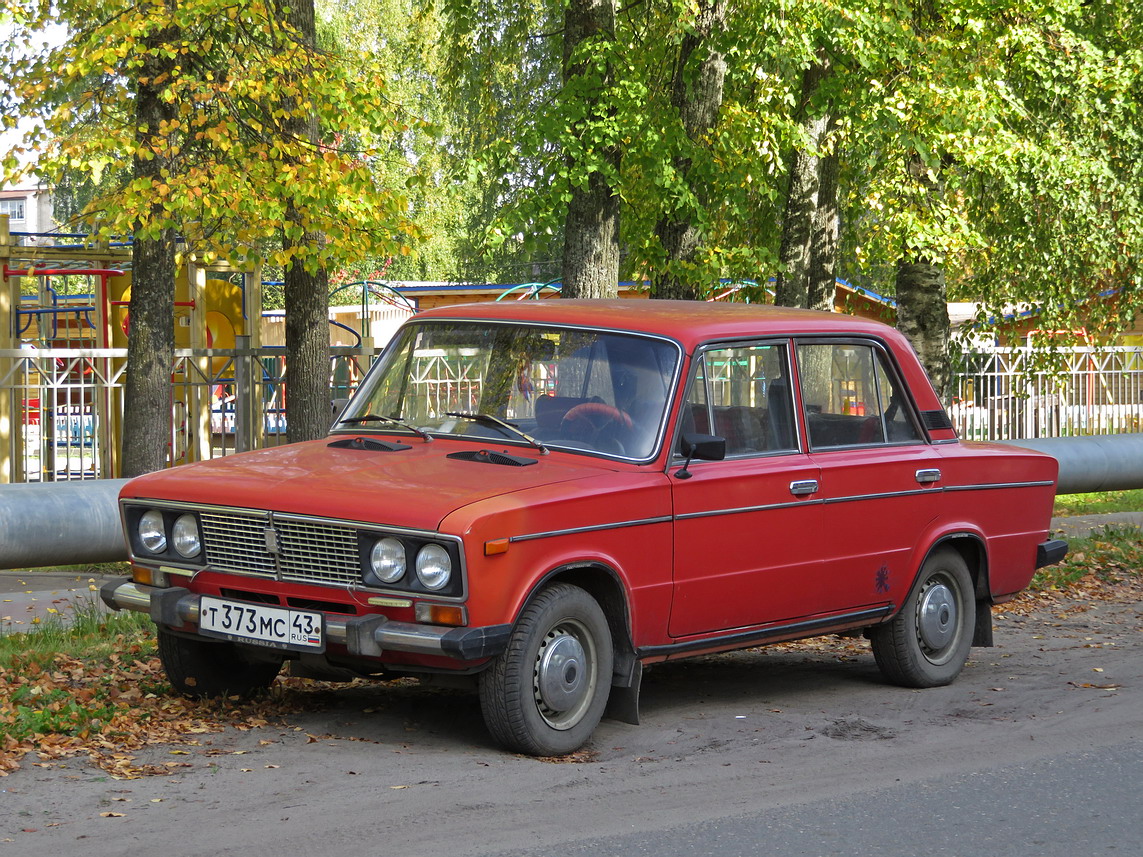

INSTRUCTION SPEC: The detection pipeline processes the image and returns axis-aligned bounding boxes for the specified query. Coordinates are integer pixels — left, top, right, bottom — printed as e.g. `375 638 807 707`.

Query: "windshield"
339 320 681 460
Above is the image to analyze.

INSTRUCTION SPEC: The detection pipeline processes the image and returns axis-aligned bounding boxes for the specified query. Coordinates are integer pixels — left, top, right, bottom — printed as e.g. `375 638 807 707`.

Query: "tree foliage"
5 0 1141 346
436 0 1141 353
1 0 421 273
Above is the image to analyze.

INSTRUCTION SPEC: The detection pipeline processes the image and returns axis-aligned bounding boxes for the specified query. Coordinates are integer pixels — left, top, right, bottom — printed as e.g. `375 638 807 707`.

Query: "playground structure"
1 214 422 483
0 214 268 482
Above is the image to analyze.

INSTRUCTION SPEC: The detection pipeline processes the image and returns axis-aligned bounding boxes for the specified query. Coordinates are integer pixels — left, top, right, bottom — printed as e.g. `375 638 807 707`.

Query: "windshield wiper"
337 413 433 442
445 411 549 455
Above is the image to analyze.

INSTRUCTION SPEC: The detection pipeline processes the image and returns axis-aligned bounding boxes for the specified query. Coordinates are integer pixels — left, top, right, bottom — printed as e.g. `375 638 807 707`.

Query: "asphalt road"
0 570 119 631
3 592 1140 857
486 741 1143 857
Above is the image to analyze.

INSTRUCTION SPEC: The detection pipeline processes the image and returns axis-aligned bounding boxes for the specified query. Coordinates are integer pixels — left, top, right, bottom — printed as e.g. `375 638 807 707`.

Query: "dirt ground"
2 584 1140 857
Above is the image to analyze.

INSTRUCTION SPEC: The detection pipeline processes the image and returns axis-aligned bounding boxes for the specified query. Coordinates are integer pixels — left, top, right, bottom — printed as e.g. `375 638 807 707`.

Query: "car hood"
121 437 623 532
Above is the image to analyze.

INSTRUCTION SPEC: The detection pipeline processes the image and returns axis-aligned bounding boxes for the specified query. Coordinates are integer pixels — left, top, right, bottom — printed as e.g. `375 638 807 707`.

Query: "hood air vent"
446 449 538 467
328 437 411 452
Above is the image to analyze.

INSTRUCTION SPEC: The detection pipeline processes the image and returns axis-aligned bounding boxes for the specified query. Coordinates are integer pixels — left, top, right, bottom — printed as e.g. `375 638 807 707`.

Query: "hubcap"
917 581 958 652
534 622 596 729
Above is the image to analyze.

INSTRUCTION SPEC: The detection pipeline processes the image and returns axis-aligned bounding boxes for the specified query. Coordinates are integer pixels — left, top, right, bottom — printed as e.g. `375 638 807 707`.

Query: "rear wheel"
479 583 613 756
870 548 975 688
158 628 282 698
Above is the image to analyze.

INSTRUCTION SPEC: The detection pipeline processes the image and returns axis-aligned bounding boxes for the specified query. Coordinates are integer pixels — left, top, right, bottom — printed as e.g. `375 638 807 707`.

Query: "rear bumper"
1036 538 1069 569
99 579 511 661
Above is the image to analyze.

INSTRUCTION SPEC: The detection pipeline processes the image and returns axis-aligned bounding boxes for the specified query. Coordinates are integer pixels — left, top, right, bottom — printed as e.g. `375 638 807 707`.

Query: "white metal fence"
951 346 1143 440
3 343 1141 482
1 344 377 483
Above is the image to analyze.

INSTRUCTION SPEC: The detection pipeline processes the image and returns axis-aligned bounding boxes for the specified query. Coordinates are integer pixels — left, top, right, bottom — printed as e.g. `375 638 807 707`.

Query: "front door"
668 341 828 638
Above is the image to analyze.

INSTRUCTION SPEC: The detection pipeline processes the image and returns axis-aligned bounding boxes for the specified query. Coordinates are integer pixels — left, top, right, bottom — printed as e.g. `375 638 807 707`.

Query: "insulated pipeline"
0 478 130 570
997 434 1143 495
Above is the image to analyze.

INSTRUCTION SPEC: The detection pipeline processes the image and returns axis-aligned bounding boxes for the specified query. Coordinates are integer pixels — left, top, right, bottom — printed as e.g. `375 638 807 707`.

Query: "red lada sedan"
103 300 1066 755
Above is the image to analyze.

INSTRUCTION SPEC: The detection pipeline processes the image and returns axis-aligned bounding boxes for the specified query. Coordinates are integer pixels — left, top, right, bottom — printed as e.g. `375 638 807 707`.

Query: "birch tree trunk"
774 60 832 309
560 0 620 299
280 0 332 441
650 0 728 301
121 2 179 477
895 259 951 401
806 145 839 313
895 152 953 402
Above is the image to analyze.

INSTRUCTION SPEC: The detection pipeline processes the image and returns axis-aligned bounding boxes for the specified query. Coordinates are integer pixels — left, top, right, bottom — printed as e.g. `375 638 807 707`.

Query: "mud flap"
972 601 994 647
604 660 642 725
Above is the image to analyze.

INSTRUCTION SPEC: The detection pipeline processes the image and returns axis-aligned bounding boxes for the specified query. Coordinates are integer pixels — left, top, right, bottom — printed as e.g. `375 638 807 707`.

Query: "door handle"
915 468 942 484
789 479 819 496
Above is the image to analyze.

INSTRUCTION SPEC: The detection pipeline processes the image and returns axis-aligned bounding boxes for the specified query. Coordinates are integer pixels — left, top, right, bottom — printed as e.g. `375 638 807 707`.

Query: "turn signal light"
131 565 156 586
484 538 510 556
414 603 467 627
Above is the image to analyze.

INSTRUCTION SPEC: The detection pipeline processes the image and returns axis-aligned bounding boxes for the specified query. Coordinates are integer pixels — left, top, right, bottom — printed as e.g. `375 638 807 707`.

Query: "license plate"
199 596 324 652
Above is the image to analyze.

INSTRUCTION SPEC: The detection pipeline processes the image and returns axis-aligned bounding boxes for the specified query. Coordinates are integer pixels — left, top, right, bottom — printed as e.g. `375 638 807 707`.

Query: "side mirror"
676 432 726 479
680 432 726 461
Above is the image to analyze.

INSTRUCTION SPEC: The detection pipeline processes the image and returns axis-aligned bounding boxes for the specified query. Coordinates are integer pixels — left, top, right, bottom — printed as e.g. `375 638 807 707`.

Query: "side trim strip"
637 606 894 659
822 488 934 505
944 480 1056 492
676 499 823 521
505 480 1055 543
509 516 673 543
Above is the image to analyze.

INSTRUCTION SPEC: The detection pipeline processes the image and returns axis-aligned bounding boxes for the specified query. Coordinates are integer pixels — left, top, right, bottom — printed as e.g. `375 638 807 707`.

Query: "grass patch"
1031 525 1143 594
1 608 161 776
0 600 154 668
1053 489 1143 517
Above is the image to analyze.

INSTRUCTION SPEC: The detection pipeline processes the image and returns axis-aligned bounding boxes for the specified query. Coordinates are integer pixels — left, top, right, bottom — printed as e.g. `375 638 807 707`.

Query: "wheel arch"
915 531 993 647
520 562 638 690
927 533 989 599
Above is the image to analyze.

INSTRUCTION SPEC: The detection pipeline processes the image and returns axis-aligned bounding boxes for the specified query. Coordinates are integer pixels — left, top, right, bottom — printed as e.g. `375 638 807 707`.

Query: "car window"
681 342 798 456
796 342 923 448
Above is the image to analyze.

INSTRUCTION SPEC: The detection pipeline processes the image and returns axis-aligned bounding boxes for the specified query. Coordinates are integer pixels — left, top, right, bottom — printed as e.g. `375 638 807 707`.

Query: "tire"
870 548 975 688
158 628 282 699
479 583 613 756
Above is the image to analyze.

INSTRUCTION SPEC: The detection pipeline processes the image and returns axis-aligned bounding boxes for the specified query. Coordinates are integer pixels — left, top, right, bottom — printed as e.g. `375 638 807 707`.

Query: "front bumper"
100 579 511 661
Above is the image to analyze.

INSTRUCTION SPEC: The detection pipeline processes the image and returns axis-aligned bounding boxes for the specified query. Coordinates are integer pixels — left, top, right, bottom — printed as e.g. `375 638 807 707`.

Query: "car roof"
413 299 902 352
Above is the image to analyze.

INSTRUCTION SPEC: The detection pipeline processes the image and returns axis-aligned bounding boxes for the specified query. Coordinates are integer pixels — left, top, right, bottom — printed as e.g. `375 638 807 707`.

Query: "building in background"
0 179 56 244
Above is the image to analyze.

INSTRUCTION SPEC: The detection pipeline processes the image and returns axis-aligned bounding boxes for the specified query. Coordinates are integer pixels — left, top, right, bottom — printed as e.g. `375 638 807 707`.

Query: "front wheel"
870 548 975 688
158 628 282 698
479 583 613 756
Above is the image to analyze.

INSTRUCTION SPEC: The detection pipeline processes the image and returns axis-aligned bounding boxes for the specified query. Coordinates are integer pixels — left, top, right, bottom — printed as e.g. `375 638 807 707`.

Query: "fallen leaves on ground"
1006 530 1143 617
0 651 324 780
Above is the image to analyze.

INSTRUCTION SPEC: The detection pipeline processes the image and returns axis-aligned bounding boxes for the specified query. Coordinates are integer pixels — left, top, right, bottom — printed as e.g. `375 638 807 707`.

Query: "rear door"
796 339 942 614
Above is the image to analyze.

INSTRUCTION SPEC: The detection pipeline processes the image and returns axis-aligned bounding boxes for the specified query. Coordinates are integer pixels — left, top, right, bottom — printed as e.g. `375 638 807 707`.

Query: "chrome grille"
276 518 362 586
200 511 276 577
200 510 362 587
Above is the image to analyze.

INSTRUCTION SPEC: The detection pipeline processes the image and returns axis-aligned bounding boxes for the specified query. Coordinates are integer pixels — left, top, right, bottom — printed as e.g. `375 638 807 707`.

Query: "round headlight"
369 537 407 584
172 514 201 558
416 544 452 591
138 509 167 554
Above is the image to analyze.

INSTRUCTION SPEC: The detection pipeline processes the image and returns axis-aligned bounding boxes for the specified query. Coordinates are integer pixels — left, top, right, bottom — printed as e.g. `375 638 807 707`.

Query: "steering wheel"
560 403 633 453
